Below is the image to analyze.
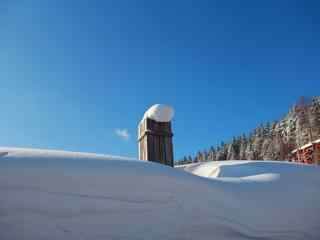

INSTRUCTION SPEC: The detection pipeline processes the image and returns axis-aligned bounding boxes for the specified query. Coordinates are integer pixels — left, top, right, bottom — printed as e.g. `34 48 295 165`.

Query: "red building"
290 139 320 164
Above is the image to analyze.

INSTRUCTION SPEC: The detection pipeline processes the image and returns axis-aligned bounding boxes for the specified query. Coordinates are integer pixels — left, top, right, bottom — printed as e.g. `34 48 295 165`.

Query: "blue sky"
1 0 319 159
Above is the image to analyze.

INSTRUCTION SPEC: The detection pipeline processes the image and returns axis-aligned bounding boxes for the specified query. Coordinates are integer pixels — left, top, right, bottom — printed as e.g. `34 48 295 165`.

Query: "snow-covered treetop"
143 104 174 122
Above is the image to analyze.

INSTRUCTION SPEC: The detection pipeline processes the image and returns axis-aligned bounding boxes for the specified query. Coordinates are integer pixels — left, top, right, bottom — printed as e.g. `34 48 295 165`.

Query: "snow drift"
177 160 314 179
1 147 320 240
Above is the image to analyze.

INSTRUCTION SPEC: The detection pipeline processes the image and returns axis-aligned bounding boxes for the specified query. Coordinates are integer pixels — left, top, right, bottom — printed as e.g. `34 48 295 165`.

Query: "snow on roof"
313 138 320 144
1 147 320 239
300 142 313 149
143 104 174 122
292 138 320 152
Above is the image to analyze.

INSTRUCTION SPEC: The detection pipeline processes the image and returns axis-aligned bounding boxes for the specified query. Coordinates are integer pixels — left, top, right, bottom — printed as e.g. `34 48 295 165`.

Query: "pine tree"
178 96 320 164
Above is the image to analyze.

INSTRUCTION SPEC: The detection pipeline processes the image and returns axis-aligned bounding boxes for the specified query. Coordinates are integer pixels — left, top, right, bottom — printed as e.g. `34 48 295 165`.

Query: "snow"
1 147 320 240
292 138 320 152
177 160 310 178
300 142 313 149
142 104 174 122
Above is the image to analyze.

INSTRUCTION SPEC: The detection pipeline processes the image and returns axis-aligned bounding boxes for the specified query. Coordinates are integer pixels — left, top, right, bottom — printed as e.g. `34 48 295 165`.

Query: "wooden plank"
165 137 174 166
159 136 164 164
164 137 171 166
145 135 149 161
153 135 159 163
162 136 167 165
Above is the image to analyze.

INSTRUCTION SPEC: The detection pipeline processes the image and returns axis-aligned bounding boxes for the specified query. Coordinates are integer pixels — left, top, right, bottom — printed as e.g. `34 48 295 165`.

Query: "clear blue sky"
1 0 319 159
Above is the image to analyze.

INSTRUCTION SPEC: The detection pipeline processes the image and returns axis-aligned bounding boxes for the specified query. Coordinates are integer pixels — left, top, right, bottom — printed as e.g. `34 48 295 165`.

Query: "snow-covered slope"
1 147 320 240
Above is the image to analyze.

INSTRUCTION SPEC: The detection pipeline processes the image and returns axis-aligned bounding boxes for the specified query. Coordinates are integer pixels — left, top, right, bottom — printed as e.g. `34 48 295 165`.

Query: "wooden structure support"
138 118 174 167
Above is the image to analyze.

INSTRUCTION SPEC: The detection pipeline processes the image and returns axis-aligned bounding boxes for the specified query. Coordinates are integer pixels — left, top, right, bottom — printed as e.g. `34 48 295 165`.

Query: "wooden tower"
138 118 174 167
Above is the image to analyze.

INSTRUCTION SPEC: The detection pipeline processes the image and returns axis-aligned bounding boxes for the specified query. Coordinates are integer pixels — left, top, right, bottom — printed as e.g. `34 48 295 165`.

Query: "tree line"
176 96 320 165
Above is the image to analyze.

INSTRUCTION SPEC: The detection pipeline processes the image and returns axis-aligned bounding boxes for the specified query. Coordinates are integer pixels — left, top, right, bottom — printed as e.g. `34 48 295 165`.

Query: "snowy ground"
1 147 320 240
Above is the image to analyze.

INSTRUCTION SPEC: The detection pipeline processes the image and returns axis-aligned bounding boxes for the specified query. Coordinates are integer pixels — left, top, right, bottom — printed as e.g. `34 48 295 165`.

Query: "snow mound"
177 160 310 179
177 161 221 178
143 104 174 122
1 147 320 240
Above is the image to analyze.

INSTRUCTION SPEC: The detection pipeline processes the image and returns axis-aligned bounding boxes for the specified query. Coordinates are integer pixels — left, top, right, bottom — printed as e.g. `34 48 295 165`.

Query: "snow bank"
143 104 174 122
1 147 320 240
177 160 309 179
177 161 221 178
